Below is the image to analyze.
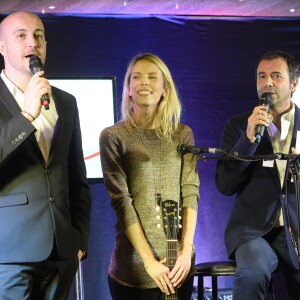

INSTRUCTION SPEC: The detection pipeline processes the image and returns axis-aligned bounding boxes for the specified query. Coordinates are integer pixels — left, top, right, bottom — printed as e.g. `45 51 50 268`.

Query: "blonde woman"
100 53 200 300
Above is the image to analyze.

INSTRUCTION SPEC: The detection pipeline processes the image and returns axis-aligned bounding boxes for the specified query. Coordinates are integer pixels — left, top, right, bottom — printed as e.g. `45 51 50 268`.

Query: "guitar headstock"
161 200 180 240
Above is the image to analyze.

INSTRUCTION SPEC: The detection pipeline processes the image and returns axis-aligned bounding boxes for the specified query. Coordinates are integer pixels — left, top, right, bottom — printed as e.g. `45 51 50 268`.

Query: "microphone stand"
75 261 85 300
284 155 300 270
196 149 286 162
191 149 300 278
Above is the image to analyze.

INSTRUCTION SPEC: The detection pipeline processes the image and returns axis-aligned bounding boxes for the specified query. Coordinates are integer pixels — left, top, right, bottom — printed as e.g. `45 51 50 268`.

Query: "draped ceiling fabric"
0 14 299 299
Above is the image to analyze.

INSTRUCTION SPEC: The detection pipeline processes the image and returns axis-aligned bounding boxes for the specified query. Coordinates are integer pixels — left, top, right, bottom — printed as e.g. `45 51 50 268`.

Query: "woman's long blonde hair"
121 53 181 141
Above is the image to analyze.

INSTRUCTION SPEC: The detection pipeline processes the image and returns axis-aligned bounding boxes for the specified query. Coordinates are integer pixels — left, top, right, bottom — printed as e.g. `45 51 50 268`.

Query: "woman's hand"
168 246 192 288
145 258 175 295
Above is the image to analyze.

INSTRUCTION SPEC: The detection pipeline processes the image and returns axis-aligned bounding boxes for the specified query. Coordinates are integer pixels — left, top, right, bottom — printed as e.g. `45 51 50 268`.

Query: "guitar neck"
165 292 178 300
166 239 178 269
165 239 178 300
161 199 180 300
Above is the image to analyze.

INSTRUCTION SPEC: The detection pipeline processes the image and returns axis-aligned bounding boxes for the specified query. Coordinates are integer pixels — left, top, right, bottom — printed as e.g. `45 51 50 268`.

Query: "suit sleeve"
0 112 36 170
215 115 259 196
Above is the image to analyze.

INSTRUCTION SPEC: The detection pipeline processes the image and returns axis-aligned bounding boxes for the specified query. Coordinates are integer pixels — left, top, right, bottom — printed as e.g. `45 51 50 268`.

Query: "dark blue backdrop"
1 14 299 299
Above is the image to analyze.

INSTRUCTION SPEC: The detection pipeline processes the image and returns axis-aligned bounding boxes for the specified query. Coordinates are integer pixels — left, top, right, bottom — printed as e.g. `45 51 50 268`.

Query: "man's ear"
0 41 6 57
291 78 298 94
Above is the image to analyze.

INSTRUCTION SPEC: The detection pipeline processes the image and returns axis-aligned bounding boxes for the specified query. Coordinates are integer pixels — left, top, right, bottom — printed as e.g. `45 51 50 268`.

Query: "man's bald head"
0 12 44 41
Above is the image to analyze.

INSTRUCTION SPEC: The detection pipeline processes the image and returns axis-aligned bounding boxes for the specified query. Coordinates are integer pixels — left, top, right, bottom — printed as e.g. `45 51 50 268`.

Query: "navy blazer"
215 104 300 269
0 77 91 263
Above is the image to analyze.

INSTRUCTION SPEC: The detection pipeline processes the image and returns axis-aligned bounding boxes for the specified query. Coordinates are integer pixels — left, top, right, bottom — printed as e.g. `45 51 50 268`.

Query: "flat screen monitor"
49 77 117 183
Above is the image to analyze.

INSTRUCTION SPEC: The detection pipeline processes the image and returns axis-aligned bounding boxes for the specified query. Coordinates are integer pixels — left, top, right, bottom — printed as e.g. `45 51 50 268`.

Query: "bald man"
0 12 91 299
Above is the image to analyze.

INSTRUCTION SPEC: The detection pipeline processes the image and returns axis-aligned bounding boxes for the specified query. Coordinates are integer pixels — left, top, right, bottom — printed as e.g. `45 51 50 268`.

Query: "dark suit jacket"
0 77 91 263
215 104 300 269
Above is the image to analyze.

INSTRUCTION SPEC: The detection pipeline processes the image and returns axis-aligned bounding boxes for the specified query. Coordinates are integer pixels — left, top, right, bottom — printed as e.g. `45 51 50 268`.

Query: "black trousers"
108 274 194 300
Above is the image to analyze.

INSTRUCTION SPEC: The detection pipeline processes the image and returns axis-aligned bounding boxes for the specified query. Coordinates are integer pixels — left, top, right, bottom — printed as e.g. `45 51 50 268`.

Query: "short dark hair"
256 50 300 83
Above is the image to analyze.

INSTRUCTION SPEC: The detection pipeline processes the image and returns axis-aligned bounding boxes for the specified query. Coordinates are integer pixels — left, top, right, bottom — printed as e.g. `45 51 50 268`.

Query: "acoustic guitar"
161 199 180 300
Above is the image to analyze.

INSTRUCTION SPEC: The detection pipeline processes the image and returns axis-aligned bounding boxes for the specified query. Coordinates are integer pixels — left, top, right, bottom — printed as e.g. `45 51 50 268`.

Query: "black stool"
194 261 275 300
195 261 236 300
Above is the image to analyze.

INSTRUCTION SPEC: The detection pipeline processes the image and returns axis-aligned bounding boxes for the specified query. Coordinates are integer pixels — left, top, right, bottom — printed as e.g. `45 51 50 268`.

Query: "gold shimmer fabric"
100 121 200 288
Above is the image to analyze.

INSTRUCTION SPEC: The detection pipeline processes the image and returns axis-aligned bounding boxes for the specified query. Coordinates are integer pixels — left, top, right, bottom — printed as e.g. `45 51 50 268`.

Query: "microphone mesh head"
29 56 44 74
259 92 272 106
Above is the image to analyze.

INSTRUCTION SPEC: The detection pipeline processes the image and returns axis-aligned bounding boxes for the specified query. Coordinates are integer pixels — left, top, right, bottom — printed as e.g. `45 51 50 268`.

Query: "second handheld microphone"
29 56 50 110
255 92 272 143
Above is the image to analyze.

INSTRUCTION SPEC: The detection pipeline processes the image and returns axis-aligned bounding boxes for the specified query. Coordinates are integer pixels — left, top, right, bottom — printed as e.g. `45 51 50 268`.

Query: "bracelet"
22 111 36 121
180 240 194 248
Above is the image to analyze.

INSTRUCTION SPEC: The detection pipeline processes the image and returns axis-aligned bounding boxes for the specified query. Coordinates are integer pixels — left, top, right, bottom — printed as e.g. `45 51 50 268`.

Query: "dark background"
1 14 299 299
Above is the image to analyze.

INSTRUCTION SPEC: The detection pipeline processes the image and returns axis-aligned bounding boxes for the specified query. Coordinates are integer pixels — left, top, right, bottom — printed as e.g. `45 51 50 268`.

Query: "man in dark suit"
215 51 300 299
0 11 91 299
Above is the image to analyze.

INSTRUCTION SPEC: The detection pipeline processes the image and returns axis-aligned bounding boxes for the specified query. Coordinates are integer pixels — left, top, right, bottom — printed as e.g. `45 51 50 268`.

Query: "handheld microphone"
177 143 218 155
254 92 272 143
29 56 50 110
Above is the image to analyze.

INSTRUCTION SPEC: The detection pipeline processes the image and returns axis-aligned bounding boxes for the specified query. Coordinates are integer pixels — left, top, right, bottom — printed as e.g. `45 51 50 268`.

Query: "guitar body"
161 200 180 300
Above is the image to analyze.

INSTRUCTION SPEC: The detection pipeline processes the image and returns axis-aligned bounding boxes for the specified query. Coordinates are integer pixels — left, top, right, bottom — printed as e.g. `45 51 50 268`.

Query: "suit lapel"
47 88 65 165
290 104 300 149
256 118 282 187
0 78 21 114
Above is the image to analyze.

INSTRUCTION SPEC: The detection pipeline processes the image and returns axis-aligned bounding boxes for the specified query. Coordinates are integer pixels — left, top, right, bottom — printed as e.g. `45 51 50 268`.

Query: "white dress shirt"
267 104 295 226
